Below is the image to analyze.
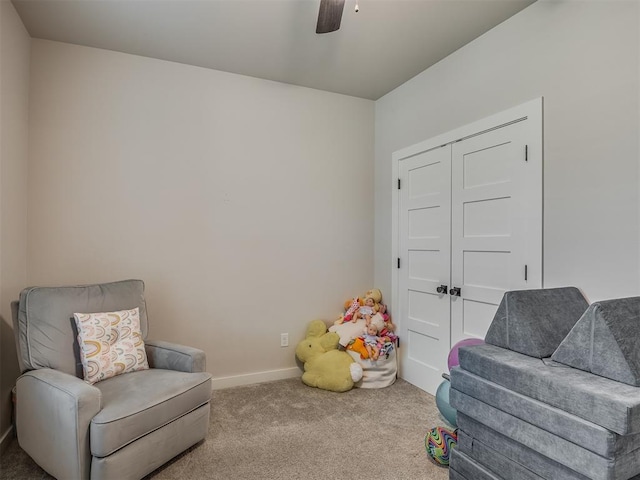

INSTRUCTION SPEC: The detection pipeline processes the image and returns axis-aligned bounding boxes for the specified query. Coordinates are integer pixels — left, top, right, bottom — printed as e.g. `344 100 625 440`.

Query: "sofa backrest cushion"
552 296 640 386
484 287 588 358
16 279 148 377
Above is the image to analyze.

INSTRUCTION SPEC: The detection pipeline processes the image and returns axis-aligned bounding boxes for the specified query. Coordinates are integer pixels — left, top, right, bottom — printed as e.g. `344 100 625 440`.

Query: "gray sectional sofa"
449 288 640 480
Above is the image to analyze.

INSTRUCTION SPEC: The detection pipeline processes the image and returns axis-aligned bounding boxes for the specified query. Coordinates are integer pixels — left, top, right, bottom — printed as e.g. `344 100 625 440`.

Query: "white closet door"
398 146 451 395
450 119 542 346
392 98 542 395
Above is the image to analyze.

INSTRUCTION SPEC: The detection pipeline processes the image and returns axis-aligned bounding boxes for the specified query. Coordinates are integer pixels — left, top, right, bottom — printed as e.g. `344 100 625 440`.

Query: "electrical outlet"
280 333 289 347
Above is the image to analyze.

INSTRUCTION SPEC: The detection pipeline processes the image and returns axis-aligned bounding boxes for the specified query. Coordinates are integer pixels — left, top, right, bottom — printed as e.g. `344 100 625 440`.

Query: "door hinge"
397 178 401 190
525 145 528 162
525 264 528 281
397 258 401 269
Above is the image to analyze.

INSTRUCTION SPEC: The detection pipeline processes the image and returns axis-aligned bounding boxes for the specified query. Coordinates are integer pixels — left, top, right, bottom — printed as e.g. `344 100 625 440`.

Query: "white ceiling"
11 0 536 100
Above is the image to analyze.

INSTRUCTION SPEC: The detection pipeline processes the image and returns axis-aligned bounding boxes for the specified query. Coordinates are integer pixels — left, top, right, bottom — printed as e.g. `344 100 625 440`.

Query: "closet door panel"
450 120 537 345
398 146 451 395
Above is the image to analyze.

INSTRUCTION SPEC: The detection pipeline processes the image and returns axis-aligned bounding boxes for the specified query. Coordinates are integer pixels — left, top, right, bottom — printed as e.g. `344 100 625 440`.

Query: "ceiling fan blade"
316 0 346 34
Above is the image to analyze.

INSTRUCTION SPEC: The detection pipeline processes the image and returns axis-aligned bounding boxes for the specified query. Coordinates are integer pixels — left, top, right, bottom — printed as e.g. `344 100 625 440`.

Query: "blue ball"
435 380 457 427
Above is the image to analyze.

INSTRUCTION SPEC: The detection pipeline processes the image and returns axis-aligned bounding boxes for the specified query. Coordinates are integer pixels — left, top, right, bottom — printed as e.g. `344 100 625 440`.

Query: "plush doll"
371 303 395 332
295 320 363 392
364 288 382 312
334 297 362 325
335 288 383 326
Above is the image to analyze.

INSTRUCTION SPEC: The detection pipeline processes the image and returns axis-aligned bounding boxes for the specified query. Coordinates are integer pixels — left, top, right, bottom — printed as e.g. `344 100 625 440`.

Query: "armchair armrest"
145 339 207 373
16 369 101 480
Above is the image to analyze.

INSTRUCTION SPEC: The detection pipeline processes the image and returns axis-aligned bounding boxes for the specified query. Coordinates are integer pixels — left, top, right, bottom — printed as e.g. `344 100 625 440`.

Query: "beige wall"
28 40 375 387
375 0 640 305
0 0 30 448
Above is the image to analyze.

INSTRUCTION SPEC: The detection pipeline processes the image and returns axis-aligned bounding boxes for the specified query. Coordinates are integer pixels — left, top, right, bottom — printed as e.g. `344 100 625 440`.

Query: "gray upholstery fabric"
451 367 640 457
459 418 640 480
10 301 25 373
17 280 148 377
16 369 102 480
12 279 213 480
145 340 207 373
484 287 588 358
459 344 640 435
90 404 210 480
91 369 211 456
449 470 470 480
457 430 544 480
451 390 640 479
458 416 591 480
552 297 640 386
450 448 503 480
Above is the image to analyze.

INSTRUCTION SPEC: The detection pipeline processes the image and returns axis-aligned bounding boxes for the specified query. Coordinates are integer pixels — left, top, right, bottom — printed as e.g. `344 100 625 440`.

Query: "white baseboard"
211 367 301 390
0 425 14 455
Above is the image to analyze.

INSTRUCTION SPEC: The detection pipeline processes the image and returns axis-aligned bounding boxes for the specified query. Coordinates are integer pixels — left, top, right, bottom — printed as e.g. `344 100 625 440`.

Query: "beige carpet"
1 377 452 480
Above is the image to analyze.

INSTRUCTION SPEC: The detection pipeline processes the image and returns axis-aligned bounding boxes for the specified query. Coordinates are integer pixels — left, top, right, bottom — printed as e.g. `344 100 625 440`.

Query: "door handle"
450 287 461 297
436 285 448 294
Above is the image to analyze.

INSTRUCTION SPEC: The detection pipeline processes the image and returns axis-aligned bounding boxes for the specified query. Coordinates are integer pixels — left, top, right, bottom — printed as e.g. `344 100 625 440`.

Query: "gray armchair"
11 279 212 480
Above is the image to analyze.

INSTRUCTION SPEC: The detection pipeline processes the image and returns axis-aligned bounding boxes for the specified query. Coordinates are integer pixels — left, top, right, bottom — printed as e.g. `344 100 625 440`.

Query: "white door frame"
391 97 543 387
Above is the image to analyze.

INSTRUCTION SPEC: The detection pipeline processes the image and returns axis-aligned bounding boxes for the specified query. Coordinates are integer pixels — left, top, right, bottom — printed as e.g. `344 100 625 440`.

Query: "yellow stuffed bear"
295 320 363 392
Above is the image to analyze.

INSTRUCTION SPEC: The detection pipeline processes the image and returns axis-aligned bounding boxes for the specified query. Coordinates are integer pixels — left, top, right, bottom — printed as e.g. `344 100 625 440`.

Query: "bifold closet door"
398 146 451 395
394 98 542 395
450 120 541 346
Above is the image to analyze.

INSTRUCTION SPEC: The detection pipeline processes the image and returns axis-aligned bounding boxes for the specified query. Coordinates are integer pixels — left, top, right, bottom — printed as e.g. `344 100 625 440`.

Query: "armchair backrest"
12 279 148 377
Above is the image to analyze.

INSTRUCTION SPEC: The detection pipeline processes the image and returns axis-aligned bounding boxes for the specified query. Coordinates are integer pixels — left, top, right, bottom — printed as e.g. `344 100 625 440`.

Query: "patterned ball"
425 426 457 467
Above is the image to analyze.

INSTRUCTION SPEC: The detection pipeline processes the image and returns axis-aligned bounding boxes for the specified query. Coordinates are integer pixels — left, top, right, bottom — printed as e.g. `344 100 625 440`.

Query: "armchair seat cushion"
90 369 212 457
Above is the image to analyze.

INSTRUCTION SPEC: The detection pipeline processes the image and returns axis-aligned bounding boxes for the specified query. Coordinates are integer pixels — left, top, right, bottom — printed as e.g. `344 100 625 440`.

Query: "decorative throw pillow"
74 307 149 384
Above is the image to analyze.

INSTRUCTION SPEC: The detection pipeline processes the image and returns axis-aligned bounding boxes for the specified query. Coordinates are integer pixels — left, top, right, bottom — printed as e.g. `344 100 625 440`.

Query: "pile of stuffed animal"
295 288 397 393
335 288 388 324
335 288 397 361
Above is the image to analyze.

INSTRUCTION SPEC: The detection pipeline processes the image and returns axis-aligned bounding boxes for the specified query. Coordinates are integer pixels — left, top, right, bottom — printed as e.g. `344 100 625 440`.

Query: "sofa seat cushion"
90 368 212 457
457 416 592 480
456 430 546 480
451 389 640 479
451 367 640 458
450 449 503 480
459 344 640 435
